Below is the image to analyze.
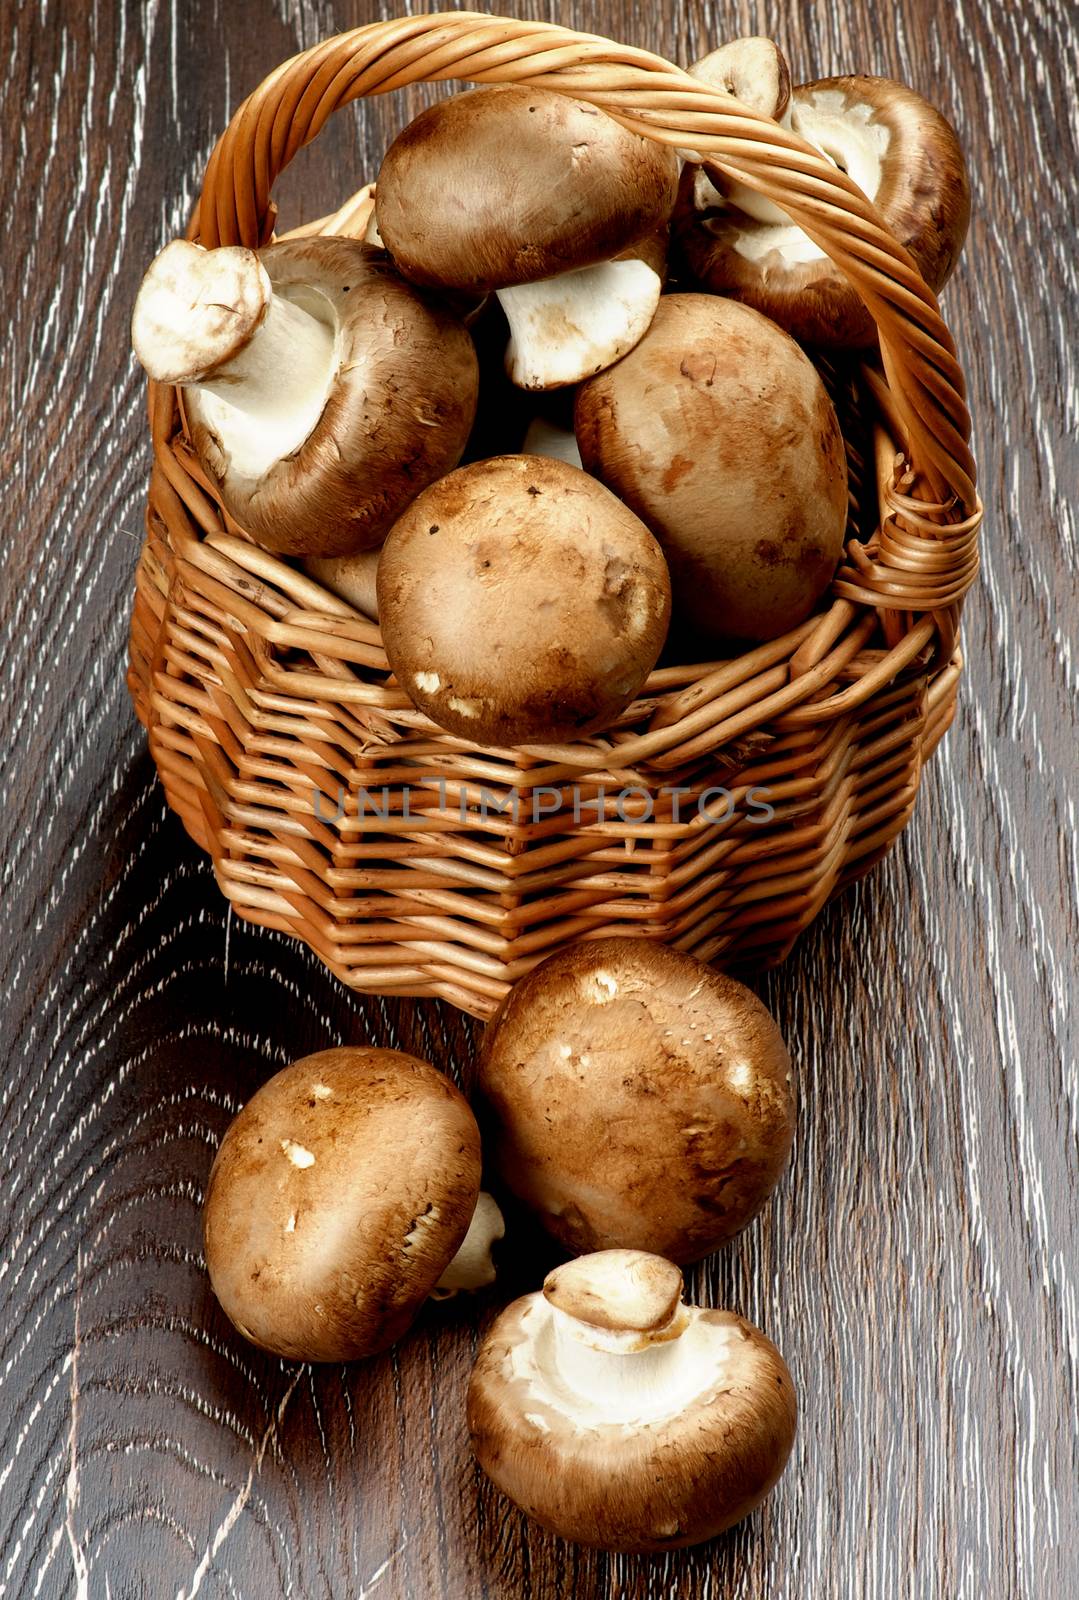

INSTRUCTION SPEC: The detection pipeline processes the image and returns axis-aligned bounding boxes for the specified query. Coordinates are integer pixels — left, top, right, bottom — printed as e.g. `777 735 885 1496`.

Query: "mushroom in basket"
131 237 479 556
376 454 671 745
374 85 679 390
575 293 849 647
202 1047 504 1362
673 39 971 348
468 1249 797 1550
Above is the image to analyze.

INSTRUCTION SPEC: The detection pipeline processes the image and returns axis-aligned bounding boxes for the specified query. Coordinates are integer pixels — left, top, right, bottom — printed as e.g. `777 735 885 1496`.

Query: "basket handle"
189 10 978 520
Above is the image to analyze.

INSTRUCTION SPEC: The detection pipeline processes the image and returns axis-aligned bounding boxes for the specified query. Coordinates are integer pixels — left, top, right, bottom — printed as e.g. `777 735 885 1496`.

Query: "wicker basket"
128 13 982 1019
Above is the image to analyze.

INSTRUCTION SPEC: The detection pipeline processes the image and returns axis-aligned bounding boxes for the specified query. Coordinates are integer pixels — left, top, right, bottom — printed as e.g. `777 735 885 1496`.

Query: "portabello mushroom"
477 937 795 1262
202 1047 503 1362
377 455 671 745
468 1249 797 1550
131 237 479 555
673 69 971 348
575 294 848 647
375 86 679 388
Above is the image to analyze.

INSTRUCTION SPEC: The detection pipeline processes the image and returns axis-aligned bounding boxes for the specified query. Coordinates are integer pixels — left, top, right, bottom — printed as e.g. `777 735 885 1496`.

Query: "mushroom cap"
375 86 679 293
376 455 671 745
185 238 479 557
202 1047 482 1362
476 937 795 1263
467 1249 797 1551
575 294 848 646
673 74 971 349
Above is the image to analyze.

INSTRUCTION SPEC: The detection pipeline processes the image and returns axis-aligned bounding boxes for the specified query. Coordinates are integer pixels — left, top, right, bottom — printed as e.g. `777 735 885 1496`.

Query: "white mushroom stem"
497 257 662 390
131 239 337 479
680 37 792 163
432 1191 505 1297
523 1251 734 1425
547 1302 697 1414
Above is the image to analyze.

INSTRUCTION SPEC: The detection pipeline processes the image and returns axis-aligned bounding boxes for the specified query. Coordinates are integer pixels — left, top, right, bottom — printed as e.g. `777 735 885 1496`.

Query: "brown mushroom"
468 1249 797 1550
575 294 848 647
202 1047 503 1362
673 72 971 348
131 237 479 556
375 86 678 387
376 455 671 745
476 938 795 1263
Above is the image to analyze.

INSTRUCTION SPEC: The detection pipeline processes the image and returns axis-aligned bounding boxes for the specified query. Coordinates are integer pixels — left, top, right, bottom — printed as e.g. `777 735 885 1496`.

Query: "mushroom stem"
495 256 662 392
432 1190 505 1297
548 1301 693 1411
521 415 584 470
132 239 337 479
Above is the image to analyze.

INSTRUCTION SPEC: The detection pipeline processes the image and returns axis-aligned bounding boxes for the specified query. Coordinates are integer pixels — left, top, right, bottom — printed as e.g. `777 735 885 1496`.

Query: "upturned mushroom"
374 86 679 388
202 1047 504 1362
476 938 795 1262
376 455 671 745
468 1249 797 1550
575 293 848 646
673 62 971 348
131 236 479 555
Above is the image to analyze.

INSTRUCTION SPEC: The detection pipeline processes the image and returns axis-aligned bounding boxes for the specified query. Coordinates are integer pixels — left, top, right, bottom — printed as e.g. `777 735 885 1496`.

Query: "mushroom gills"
701 92 890 254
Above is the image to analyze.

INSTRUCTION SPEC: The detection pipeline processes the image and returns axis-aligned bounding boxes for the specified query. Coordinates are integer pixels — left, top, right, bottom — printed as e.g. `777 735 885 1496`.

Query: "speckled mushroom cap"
202 1047 482 1362
374 85 679 293
376 455 671 745
467 1249 797 1551
672 75 971 349
575 294 848 647
183 238 479 557
476 938 794 1262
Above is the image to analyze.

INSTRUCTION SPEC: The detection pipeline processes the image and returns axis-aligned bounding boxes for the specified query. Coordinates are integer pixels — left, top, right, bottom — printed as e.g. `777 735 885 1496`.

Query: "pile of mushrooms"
132 38 969 725
201 938 798 1550
131 25 974 1557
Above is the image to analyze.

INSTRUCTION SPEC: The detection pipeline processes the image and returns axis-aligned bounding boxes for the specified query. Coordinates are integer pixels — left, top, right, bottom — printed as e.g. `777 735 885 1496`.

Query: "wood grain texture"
1 1 1075 1597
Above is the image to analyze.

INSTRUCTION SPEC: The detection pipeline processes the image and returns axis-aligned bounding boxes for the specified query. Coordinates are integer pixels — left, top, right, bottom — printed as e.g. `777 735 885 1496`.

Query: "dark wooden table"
2 2 1076 1596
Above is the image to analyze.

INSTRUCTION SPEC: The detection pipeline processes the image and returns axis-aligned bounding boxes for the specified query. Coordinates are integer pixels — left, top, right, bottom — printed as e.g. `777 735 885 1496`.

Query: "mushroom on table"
202 1047 504 1362
477 937 795 1262
468 1249 797 1550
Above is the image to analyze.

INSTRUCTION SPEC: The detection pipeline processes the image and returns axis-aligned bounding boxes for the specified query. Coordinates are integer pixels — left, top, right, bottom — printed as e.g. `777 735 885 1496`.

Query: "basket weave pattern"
128 12 982 1018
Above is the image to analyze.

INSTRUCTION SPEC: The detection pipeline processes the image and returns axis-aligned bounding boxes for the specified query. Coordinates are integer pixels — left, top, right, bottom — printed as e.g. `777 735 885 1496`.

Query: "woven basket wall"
127 12 982 1019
